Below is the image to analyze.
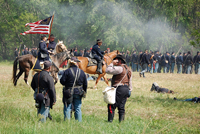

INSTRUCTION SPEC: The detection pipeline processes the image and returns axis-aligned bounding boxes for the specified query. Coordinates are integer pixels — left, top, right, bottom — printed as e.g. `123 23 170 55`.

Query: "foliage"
0 0 200 60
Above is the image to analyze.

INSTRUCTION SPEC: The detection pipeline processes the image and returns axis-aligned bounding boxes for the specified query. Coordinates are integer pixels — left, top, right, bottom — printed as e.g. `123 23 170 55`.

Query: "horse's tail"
12 57 19 85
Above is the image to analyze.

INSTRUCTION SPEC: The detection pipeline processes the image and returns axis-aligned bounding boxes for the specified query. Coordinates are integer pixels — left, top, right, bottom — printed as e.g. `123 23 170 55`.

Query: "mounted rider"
91 39 107 74
38 35 53 64
47 34 56 52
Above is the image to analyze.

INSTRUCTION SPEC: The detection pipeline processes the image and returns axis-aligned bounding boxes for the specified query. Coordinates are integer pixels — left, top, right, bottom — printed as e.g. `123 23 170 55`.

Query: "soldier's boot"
48 113 52 120
119 113 125 123
96 62 103 74
108 111 114 122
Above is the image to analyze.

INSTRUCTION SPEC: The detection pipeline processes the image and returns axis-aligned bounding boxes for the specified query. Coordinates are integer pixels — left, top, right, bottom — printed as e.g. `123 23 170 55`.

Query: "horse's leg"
24 68 30 86
102 74 109 86
94 74 104 90
54 73 58 85
14 70 24 86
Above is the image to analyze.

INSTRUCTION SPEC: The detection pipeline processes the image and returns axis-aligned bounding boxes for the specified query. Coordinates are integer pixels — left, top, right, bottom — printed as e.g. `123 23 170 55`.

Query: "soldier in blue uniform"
38 35 52 62
60 57 87 122
91 39 107 74
161 52 171 73
139 50 150 78
47 34 56 52
170 52 176 73
176 52 183 74
131 51 137 72
193 51 199 74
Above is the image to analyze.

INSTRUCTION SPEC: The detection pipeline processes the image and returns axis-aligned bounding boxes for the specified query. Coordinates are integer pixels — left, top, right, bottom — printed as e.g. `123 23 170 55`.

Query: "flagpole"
47 11 55 48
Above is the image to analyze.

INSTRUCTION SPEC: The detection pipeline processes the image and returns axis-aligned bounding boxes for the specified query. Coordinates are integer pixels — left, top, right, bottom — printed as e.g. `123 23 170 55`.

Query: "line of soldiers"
124 50 200 75
14 47 38 58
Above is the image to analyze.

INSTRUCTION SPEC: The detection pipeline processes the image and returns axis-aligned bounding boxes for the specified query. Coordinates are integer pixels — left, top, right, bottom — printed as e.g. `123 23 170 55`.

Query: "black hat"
97 39 102 43
113 54 126 64
41 35 46 38
50 34 56 38
44 61 52 69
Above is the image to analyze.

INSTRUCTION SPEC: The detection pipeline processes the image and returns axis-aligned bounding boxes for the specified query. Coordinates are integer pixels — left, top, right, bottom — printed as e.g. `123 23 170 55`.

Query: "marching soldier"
154 51 159 73
193 51 199 74
161 52 171 73
137 51 142 72
91 39 107 74
170 52 176 73
131 51 137 72
176 52 183 74
185 51 193 74
139 50 150 78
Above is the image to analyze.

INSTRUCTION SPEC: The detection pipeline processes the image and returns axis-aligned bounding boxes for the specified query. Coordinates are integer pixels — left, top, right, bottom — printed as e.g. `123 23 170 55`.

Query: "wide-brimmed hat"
113 54 126 64
97 39 102 43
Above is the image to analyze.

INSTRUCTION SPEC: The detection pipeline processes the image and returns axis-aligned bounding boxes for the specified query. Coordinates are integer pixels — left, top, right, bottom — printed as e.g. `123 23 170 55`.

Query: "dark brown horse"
76 50 120 89
12 41 72 86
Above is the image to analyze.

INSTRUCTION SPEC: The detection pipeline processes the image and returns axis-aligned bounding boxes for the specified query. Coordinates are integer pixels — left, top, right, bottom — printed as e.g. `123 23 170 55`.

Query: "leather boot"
108 111 114 122
48 113 52 120
119 113 125 123
96 62 103 74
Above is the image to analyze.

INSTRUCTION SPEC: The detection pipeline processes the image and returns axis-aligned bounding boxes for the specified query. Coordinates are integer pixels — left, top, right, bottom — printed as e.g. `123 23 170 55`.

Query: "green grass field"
0 61 200 134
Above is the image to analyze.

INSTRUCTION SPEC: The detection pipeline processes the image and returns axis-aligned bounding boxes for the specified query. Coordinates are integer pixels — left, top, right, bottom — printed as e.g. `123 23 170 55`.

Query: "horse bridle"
104 52 115 67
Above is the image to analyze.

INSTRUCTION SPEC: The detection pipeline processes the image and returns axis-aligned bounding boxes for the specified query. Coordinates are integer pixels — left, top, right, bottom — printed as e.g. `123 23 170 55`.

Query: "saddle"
87 57 98 66
86 57 105 67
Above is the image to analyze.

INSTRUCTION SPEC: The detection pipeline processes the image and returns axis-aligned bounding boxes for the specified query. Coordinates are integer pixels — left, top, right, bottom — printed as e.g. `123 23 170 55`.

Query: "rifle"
175 46 182 57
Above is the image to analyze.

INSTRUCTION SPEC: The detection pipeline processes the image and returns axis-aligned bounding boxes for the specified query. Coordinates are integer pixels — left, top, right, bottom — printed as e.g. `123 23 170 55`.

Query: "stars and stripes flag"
20 16 53 35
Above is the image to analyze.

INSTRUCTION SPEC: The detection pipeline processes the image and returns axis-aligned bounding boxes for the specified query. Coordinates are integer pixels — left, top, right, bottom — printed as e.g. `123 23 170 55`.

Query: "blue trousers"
154 63 159 73
150 63 153 74
171 63 175 73
163 66 167 73
137 64 142 72
37 103 50 122
177 64 182 74
140 64 147 77
64 94 82 122
186 65 191 74
131 62 137 72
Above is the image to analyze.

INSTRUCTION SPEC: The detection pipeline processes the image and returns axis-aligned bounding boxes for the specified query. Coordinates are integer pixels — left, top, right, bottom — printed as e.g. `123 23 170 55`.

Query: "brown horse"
76 50 120 89
12 41 72 86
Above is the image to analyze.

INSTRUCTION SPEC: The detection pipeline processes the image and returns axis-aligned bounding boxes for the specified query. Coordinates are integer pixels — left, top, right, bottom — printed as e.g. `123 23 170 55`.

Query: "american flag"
20 16 52 35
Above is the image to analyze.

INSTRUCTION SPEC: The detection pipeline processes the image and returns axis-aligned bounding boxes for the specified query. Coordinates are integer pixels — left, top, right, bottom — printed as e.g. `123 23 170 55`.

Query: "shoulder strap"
70 68 78 94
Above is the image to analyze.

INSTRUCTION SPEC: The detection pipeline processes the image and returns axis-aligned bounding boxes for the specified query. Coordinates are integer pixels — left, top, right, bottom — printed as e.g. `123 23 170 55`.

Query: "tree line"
0 0 199 60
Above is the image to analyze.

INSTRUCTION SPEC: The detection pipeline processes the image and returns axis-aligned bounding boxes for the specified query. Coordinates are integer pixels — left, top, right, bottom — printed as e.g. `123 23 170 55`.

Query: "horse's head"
55 40 68 53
